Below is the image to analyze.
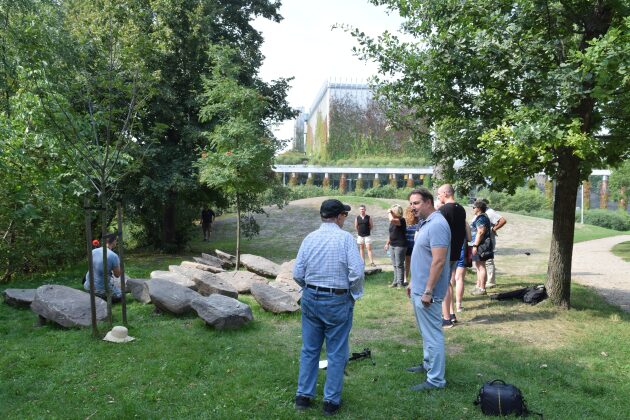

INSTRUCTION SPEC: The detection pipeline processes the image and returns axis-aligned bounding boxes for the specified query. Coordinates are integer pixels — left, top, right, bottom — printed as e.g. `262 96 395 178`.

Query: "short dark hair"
473 200 487 212
408 187 434 206
481 198 490 205
103 233 118 245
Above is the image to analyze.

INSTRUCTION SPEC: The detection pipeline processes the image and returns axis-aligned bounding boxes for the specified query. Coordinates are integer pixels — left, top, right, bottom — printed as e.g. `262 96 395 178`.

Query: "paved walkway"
571 235 630 312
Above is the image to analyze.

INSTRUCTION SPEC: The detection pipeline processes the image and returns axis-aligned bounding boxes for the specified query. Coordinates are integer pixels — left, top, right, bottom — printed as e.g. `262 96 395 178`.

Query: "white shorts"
357 236 372 245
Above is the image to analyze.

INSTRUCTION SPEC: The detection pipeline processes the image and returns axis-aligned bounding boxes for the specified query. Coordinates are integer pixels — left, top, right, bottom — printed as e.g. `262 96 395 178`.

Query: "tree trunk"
101 193 112 325
545 152 581 309
162 191 177 246
235 193 241 271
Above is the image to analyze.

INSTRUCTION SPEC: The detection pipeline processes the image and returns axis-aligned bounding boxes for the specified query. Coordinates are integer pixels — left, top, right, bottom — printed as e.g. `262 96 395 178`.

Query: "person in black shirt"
354 204 375 266
384 204 407 288
437 184 467 327
201 207 215 241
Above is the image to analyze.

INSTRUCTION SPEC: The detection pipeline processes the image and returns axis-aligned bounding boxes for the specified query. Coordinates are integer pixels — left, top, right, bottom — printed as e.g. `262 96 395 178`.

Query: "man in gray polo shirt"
405 188 451 391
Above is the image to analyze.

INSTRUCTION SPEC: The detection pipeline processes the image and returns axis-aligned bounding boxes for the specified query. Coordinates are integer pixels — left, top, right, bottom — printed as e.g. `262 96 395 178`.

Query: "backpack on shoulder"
474 379 542 417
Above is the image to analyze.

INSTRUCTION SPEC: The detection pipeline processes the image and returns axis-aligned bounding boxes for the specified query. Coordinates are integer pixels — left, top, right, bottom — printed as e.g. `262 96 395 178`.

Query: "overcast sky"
253 0 403 142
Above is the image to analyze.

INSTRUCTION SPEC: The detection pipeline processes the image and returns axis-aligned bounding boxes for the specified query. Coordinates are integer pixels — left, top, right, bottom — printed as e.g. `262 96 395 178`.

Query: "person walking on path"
355 204 375 266
201 207 216 241
437 184 467 328
481 198 507 288
384 204 407 288
406 188 451 391
293 199 365 416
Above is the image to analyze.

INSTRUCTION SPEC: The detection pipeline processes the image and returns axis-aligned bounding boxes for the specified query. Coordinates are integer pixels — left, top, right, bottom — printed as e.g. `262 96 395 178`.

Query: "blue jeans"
412 293 446 388
296 287 354 405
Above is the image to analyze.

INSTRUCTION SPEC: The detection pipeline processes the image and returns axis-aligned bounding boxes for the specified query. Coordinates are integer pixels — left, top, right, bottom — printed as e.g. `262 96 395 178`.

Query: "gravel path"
571 235 630 312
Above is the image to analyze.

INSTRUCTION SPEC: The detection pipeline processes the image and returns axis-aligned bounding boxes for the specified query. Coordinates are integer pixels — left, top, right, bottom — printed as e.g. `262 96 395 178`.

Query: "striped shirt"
293 222 365 300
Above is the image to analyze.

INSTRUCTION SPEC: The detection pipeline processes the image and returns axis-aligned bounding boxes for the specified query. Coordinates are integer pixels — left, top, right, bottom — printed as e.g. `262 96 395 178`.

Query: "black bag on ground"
474 380 531 416
490 285 547 305
523 286 547 304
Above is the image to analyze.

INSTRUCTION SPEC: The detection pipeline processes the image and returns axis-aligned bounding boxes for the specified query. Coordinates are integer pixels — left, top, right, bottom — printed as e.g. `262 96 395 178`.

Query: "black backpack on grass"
474 380 542 417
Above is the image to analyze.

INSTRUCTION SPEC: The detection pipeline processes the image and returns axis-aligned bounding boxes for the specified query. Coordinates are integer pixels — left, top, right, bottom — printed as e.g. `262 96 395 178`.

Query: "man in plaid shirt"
293 199 365 416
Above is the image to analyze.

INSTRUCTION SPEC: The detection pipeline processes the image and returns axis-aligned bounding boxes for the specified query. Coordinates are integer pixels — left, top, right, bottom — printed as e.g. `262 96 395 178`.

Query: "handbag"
477 236 494 259
464 245 473 267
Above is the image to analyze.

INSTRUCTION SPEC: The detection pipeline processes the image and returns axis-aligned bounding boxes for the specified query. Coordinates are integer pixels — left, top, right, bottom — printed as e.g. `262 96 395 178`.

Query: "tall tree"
197 46 293 268
0 0 87 281
353 0 630 307
120 0 286 251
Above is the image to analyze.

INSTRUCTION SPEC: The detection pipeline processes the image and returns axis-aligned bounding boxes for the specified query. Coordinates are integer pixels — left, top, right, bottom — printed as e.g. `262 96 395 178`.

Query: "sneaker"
323 401 341 416
410 381 439 392
406 364 427 373
450 314 457 323
389 283 399 288
295 395 312 411
456 305 464 313
486 283 497 289
370 262 376 267
442 319 454 329
402 281 409 287
471 288 487 296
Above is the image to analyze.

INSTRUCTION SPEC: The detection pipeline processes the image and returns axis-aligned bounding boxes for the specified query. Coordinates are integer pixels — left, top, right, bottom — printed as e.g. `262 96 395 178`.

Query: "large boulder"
215 271 267 294
267 281 301 304
192 258 226 273
30 285 107 328
275 260 296 284
200 253 229 269
240 254 281 278
181 260 225 273
214 249 237 268
169 265 212 281
125 278 151 303
3 288 36 308
192 272 238 299
191 295 253 330
150 270 196 290
146 279 201 315
250 283 300 314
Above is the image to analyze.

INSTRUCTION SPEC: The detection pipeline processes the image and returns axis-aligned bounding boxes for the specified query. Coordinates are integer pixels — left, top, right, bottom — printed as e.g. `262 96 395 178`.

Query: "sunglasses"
341 211 349 217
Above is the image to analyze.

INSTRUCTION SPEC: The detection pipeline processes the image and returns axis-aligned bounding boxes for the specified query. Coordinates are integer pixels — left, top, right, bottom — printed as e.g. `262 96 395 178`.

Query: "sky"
252 0 404 142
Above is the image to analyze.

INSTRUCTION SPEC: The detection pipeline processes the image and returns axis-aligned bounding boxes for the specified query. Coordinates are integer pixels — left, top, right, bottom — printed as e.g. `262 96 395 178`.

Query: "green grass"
2 264 630 418
2 198 630 418
573 223 628 243
611 241 630 262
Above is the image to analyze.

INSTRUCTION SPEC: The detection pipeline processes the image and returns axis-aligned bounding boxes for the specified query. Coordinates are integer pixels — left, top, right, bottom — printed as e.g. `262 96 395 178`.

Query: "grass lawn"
2 198 629 418
611 241 630 262
573 223 629 243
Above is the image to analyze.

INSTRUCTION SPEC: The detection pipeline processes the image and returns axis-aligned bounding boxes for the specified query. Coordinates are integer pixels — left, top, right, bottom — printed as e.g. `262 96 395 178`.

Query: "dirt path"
571 235 630 312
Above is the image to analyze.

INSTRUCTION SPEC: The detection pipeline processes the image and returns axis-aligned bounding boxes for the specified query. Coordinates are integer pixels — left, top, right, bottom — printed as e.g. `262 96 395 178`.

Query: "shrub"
288 185 327 200
582 209 630 231
363 185 398 198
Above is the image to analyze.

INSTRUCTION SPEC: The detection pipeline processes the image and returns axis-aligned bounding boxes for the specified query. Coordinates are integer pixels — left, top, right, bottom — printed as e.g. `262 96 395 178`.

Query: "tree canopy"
353 0 630 307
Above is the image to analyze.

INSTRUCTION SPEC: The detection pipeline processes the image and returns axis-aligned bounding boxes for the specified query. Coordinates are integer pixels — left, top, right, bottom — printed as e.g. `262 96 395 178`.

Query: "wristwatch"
472 245 478 248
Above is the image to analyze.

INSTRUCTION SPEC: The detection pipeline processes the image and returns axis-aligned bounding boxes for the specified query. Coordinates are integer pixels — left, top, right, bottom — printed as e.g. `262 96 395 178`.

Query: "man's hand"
421 293 432 307
406 286 411 298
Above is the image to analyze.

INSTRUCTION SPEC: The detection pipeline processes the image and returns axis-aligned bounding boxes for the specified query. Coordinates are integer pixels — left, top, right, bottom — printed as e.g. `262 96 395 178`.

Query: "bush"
476 187 547 212
363 185 398 198
288 185 328 200
582 209 630 231
274 151 308 165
